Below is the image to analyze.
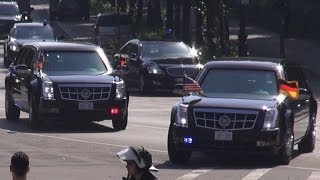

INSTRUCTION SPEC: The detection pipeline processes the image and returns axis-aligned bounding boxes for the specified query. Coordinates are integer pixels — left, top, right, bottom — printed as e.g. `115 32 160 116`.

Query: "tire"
167 125 192 164
112 113 128 131
5 90 20 121
139 74 151 94
276 125 294 165
298 112 316 153
29 95 42 129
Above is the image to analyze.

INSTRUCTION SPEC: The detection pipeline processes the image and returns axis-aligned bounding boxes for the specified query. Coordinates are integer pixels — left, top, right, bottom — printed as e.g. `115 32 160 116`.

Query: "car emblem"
80 89 91 99
219 115 231 129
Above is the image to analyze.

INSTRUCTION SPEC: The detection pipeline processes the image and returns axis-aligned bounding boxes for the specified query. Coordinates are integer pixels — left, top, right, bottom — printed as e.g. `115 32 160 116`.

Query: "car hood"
14 39 55 46
0 15 16 20
181 94 280 110
44 74 117 84
143 57 201 77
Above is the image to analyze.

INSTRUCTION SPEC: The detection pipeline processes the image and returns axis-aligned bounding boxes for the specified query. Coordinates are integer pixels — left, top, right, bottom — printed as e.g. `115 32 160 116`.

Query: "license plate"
174 77 184 83
215 131 233 141
79 101 93 110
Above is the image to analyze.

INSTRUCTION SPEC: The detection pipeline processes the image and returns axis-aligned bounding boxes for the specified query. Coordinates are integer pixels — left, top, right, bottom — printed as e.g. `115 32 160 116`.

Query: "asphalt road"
0 1 320 179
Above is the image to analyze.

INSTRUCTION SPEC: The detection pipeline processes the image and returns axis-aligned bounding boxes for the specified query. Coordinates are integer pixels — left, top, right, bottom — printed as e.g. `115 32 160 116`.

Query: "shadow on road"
155 150 301 170
0 118 117 133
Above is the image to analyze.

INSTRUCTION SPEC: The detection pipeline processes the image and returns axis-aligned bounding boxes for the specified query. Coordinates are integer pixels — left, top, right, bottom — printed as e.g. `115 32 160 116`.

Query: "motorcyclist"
117 146 158 180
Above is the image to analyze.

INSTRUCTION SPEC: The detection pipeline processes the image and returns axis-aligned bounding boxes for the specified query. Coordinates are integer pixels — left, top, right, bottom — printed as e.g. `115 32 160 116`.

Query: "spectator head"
10 151 30 177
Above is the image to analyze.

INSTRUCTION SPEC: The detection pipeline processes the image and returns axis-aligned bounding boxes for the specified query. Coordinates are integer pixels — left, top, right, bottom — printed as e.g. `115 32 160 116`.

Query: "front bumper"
38 98 128 121
145 73 192 90
172 126 280 152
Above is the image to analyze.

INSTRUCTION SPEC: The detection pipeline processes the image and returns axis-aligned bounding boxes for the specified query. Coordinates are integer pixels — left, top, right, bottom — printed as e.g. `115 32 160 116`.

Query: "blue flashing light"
183 137 193 144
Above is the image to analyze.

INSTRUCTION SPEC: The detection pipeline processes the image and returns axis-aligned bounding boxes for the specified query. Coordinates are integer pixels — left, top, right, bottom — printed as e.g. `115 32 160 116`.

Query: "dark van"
49 0 89 21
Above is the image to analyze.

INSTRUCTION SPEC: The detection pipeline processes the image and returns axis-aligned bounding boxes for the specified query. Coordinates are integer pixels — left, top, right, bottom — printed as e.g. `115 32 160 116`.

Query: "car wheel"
112 113 128 131
29 95 42 129
5 89 20 121
276 125 294 165
139 74 151 94
298 112 316 153
167 124 192 164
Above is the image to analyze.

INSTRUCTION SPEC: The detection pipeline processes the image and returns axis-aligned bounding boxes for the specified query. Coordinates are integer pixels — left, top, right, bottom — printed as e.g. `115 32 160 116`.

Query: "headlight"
115 80 127 99
263 108 278 129
146 66 163 74
10 45 20 51
42 81 54 100
175 103 189 127
14 15 21 21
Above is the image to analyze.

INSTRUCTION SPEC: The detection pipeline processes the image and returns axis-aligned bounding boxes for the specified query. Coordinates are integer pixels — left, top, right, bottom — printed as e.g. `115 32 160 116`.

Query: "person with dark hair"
10 151 30 180
117 146 158 180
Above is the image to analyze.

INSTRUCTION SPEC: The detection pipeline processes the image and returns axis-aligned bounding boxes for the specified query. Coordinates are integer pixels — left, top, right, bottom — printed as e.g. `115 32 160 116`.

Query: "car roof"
24 41 98 52
204 57 290 71
14 22 52 27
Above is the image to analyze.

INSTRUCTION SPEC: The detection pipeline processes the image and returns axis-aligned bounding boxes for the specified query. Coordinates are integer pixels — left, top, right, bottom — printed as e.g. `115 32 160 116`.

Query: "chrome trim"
193 108 259 130
58 84 112 101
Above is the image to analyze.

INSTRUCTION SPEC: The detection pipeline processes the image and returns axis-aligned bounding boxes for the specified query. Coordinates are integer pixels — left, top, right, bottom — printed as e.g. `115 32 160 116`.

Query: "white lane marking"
281 166 320 171
242 168 271 180
0 129 167 153
307 172 320 180
130 124 168 130
176 169 211 180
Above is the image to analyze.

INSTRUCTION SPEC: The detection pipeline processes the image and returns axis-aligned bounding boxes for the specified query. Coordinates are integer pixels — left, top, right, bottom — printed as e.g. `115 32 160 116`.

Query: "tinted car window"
201 69 278 97
97 14 132 26
0 4 19 15
43 51 108 75
141 42 192 58
13 26 55 40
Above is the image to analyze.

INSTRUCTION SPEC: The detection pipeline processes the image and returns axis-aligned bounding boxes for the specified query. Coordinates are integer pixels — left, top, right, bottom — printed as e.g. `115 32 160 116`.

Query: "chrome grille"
193 108 259 130
58 84 112 101
166 67 198 77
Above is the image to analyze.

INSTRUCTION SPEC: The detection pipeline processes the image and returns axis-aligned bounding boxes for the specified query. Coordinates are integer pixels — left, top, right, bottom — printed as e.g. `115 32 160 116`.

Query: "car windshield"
200 69 278 98
0 4 19 15
13 26 55 40
97 14 131 26
42 51 108 75
141 42 192 58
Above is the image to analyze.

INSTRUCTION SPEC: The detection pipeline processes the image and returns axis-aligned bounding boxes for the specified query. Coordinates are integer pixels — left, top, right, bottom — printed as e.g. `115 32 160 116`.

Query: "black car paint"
169 59 317 164
3 23 60 67
113 39 201 92
5 42 128 129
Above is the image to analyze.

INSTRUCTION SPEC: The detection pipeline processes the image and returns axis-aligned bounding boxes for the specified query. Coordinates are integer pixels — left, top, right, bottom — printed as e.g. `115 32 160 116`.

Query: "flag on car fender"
33 54 45 69
183 76 202 93
279 79 299 100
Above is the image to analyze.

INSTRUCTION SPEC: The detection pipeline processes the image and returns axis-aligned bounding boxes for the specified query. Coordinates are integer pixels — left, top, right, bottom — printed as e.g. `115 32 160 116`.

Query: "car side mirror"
29 7 35 12
15 65 31 77
172 83 184 96
2 34 8 39
129 53 136 59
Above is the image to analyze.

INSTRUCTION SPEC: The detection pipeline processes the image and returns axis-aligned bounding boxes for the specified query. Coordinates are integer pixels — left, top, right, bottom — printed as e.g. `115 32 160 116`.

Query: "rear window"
141 42 192 58
13 26 55 40
42 51 108 75
97 14 132 26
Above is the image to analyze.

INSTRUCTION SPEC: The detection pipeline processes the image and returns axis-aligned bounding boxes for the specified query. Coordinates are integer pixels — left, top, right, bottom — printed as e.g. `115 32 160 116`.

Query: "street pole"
238 0 249 57
279 0 290 58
